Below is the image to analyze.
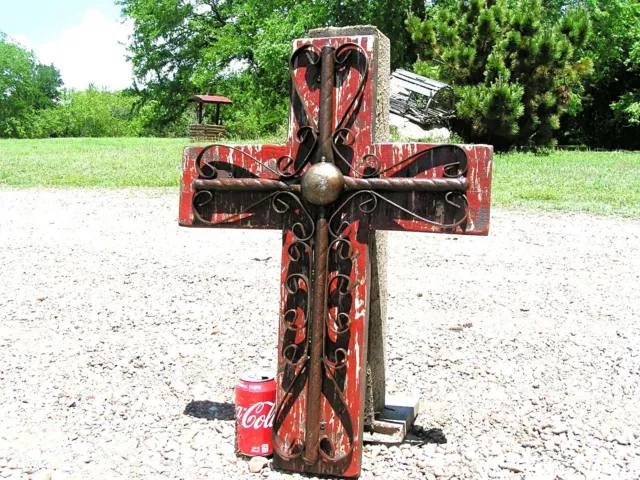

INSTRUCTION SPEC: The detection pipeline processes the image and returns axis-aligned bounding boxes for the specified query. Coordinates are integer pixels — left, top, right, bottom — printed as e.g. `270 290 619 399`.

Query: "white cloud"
15 9 134 91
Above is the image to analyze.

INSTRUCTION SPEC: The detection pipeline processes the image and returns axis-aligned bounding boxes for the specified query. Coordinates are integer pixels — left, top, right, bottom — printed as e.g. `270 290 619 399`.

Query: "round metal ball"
301 163 344 205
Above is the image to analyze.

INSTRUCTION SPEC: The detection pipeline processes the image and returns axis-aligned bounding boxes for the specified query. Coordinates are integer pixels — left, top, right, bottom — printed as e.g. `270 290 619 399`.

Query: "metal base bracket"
363 395 420 444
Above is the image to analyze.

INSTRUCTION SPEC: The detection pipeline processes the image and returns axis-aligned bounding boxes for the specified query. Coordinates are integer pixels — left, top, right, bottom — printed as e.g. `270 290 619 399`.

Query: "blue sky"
0 0 133 90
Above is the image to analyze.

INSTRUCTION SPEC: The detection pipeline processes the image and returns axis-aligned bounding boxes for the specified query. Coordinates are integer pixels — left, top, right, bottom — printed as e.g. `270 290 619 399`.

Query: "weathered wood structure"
179 28 492 477
188 95 233 140
390 69 455 128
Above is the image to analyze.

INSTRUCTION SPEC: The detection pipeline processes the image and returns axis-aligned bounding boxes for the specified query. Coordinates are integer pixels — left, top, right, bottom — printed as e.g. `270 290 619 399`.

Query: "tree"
0 33 62 138
29 87 142 138
119 0 423 138
407 0 591 149
564 0 640 149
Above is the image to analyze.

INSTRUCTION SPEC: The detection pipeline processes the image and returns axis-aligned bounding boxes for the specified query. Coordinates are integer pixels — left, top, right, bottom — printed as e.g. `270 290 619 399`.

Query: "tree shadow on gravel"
184 400 235 421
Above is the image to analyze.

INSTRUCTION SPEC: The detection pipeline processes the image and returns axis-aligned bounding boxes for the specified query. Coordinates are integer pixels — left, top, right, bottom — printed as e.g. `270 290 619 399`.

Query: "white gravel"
1 189 639 480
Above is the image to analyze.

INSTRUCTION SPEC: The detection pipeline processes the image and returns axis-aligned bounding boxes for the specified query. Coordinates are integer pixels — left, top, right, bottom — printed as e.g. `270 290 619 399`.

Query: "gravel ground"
1 189 639 480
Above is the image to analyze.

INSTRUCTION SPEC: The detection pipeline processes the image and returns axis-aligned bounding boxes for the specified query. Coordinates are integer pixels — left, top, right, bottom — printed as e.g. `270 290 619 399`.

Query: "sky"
1 0 133 90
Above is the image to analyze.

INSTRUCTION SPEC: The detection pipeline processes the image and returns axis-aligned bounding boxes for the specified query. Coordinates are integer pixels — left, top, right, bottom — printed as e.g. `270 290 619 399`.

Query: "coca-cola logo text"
236 401 275 429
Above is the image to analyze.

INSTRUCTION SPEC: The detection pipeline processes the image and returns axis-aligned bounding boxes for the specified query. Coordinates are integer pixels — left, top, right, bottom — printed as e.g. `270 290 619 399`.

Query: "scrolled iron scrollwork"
334 42 369 133
331 42 374 180
326 312 351 335
332 144 469 180
195 144 280 179
316 192 363 465
272 362 308 460
275 125 318 178
375 144 468 178
283 273 310 334
331 43 375 175
290 44 321 131
328 189 469 233
316 367 354 463
192 190 315 242
328 273 358 296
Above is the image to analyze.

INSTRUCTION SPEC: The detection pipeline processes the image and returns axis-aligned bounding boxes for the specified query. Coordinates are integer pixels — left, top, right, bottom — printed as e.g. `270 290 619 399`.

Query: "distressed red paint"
179 33 492 478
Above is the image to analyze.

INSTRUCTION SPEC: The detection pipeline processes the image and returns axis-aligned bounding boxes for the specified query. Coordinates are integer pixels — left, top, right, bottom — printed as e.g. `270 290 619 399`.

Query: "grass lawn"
1 137 639 217
0 138 198 188
494 150 640 217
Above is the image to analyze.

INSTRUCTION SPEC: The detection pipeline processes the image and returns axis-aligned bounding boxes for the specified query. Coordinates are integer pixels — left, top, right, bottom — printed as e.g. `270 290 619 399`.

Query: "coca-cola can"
235 374 276 456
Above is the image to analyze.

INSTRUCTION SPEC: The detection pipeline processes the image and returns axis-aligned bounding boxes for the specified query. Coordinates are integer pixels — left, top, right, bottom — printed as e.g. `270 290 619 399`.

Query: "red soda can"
235 374 276 456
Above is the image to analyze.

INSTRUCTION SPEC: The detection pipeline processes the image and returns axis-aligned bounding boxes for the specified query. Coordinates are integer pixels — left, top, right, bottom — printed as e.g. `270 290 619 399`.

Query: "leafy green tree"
327 0 425 67
565 0 640 149
407 0 591 149
28 87 142 138
0 33 62 138
119 0 424 137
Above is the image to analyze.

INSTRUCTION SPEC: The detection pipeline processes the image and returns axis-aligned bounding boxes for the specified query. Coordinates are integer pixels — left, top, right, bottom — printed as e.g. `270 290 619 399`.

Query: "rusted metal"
304 212 329 465
192 174 467 194
329 190 469 233
179 33 493 478
300 161 345 205
318 46 336 164
193 178 299 192
343 176 469 192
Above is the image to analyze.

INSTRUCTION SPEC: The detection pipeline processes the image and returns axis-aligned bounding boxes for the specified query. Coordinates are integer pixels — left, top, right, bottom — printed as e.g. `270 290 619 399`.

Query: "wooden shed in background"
188 95 233 141
390 69 455 128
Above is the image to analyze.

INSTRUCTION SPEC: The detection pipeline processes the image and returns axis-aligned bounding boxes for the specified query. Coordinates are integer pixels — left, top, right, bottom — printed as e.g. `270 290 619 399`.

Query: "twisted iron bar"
193 178 296 191
192 176 469 193
343 176 469 192
314 206 363 464
302 215 331 465
305 42 367 465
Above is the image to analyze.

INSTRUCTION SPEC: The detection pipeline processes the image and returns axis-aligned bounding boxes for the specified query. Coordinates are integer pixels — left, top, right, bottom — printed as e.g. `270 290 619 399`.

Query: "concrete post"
308 25 390 426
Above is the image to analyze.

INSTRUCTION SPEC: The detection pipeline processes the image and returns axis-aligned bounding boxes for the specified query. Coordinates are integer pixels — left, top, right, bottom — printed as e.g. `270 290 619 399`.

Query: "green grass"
1 138 639 217
0 137 281 188
494 150 640 217
0 138 190 188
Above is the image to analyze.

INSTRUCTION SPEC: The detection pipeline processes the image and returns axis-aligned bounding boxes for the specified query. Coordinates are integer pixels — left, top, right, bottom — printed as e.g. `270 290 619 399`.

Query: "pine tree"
407 0 591 149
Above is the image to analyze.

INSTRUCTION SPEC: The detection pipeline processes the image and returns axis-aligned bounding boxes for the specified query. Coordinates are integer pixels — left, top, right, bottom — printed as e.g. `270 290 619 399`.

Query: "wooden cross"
179 31 492 478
